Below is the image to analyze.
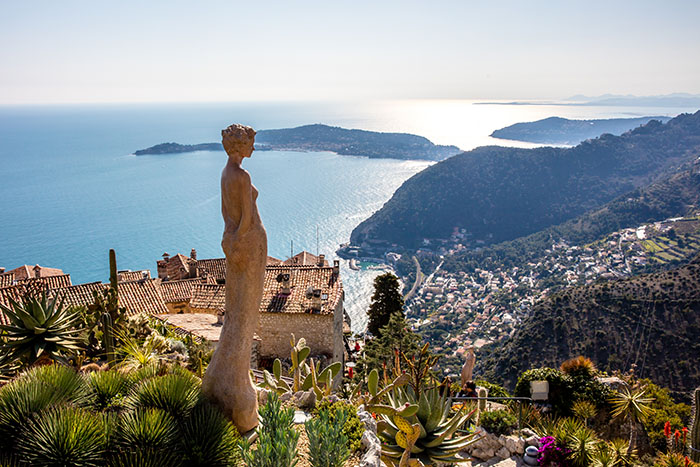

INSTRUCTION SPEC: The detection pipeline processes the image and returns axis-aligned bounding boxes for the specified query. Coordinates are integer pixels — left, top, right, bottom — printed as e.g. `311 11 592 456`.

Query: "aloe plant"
0 292 84 365
378 385 477 466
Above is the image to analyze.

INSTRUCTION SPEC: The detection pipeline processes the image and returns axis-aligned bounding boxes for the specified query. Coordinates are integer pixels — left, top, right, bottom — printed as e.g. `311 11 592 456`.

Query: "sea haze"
0 100 694 331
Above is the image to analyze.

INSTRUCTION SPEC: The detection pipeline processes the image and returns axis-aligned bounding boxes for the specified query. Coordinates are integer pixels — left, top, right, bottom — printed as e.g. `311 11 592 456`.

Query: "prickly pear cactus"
691 387 700 462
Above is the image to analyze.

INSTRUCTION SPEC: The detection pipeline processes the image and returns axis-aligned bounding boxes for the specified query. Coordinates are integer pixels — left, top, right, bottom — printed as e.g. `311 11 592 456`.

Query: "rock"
496 446 511 459
490 457 521 467
525 435 540 448
256 388 271 406
326 394 340 404
293 390 316 409
520 428 536 438
293 410 311 424
280 392 293 402
359 450 382 467
357 410 377 434
503 435 525 455
471 447 496 461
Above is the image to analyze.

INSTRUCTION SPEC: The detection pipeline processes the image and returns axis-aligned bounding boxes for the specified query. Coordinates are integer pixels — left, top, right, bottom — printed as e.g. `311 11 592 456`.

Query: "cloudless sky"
1 0 699 104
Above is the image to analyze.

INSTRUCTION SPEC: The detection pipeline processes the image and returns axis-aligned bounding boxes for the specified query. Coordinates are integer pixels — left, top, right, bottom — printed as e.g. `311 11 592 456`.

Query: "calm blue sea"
0 100 693 331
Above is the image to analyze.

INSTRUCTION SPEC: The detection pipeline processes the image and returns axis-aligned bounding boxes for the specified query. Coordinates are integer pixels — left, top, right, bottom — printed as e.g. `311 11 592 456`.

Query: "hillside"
490 115 671 145
479 255 700 395
134 124 460 161
350 111 700 249
441 160 700 274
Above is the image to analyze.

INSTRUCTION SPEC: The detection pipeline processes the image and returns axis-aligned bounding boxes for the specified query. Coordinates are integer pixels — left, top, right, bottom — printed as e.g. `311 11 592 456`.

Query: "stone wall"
258 312 336 359
165 301 190 314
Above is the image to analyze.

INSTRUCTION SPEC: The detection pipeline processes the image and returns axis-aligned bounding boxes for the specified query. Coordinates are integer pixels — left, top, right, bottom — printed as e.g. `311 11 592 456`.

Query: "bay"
0 100 695 332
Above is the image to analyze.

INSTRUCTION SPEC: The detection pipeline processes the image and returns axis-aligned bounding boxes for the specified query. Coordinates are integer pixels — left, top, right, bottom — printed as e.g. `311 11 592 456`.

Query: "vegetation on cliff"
479 255 700 395
135 124 460 161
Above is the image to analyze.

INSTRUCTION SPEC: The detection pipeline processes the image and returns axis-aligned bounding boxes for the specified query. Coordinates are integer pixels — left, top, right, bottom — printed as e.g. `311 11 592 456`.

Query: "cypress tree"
366 273 404 337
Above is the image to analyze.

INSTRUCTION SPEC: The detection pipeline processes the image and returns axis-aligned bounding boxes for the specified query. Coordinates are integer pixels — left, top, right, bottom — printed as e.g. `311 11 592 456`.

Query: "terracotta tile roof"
8 264 65 280
158 278 203 303
267 256 283 266
18 274 72 290
0 286 24 325
117 280 168 316
190 284 226 312
261 266 342 315
0 273 15 287
282 251 328 267
117 270 152 282
50 282 107 308
195 258 226 281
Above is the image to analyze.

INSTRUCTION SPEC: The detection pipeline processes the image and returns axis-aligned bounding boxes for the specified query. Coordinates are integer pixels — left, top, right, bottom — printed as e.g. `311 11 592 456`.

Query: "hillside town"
387 214 700 366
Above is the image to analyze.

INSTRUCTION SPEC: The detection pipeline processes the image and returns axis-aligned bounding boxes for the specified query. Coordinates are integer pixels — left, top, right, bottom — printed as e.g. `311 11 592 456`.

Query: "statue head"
222 124 256 159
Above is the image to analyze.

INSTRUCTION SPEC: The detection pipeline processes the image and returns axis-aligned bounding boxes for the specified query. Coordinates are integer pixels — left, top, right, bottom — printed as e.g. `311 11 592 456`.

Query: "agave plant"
0 293 84 365
378 385 477 466
16 405 105 467
610 387 654 455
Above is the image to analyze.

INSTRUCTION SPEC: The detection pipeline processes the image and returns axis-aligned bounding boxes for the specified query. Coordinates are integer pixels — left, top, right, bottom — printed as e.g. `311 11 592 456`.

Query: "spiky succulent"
0 293 84 364
378 386 477 465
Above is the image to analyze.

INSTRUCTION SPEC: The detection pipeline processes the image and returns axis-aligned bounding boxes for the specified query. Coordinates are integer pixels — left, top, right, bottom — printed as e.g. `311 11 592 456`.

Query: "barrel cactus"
691 387 700 463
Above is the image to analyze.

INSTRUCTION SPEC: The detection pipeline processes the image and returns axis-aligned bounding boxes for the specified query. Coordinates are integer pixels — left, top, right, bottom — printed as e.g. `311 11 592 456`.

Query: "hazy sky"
2 1 699 104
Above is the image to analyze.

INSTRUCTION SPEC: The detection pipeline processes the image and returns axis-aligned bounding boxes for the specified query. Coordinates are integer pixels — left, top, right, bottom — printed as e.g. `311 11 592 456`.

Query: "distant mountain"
134 124 460 161
441 160 700 275
567 93 700 107
479 254 700 395
491 116 672 145
350 111 700 249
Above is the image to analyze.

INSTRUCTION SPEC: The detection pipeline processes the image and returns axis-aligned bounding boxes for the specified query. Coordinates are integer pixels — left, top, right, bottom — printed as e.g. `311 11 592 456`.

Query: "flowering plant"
538 435 572 467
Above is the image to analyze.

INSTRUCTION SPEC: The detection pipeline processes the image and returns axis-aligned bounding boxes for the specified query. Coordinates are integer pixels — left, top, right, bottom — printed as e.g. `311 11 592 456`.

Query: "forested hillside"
351 111 700 248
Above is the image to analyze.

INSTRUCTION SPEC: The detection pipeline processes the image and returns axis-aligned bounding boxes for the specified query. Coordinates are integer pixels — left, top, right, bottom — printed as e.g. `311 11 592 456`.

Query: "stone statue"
460 347 476 388
202 124 266 434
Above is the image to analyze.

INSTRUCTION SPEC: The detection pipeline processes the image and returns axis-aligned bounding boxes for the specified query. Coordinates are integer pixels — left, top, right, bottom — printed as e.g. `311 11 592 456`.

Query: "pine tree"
366 273 404 337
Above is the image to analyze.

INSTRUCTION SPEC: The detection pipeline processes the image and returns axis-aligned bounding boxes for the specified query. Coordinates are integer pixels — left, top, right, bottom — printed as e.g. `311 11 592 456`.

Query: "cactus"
259 334 342 402
691 387 700 462
477 387 487 412
101 312 115 364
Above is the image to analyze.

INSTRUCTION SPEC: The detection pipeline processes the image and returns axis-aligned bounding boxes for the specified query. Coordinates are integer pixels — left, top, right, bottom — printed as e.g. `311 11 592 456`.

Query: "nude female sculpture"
202 124 266 433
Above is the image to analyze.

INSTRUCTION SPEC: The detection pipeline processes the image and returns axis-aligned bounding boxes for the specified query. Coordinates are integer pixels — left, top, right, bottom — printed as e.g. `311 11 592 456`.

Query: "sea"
1 99 696 332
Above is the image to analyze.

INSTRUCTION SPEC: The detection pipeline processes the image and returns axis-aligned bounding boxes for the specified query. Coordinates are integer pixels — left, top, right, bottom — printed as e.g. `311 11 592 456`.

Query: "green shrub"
305 406 351 467
111 408 180 466
17 406 105 467
128 372 200 418
479 409 517 436
86 370 132 411
515 367 573 416
241 393 299 467
475 380 510 398
177 402 241 467
313 399 364 452
0 364 88 451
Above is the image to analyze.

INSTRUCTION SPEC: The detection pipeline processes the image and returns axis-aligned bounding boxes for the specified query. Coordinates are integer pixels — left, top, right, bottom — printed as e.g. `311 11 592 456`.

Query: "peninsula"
134 124 460 161
490 115 672 145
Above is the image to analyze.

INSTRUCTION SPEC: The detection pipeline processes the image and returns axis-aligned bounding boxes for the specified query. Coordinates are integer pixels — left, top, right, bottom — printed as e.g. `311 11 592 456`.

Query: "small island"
135 124 461 161
490 115 672 145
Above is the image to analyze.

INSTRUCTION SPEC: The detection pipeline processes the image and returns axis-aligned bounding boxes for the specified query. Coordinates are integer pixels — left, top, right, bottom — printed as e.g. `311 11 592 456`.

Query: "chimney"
34 264 41 278
276 272 291 294
333 260 340 275
190 248 197 260
318 254 325 267
0 267 5 274
162 252 170 261
311 288 322 312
